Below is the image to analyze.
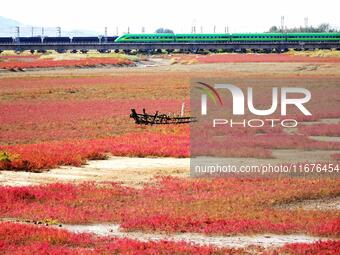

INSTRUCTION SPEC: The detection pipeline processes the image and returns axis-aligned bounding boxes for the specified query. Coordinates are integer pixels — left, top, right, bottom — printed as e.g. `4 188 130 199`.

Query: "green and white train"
115 33 340 43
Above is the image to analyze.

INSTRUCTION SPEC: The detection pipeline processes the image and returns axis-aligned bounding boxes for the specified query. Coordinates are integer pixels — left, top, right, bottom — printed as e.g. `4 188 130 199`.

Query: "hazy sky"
1 0 340 35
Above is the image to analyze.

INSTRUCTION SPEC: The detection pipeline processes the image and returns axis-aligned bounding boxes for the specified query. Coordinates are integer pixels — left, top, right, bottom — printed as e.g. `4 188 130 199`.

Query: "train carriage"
286 33 340 42
101 36 119 43
114 33 175 43
115 32 340 43
16 37 42 44
0 37 14 44
230 33 286 42
72 37 100 44
43 37 71 44
175 34 230 42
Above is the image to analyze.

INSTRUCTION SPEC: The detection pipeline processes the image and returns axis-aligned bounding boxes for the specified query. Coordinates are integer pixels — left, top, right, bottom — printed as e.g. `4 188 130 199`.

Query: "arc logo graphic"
195 82 223 108
196 82 312 116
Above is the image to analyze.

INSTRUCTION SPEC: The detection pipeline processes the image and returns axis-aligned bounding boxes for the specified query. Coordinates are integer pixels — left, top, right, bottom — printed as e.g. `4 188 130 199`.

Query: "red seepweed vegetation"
299 123 340 136
0 132 189 171
0 222 235 255
0 221 338 255
332 153 340 161
0 178 339 237
0 57 133 69
274 240 340 255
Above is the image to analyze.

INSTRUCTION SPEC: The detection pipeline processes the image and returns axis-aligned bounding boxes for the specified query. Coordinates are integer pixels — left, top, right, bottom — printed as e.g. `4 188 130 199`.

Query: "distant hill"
0 16 22 27
0 16 112 37
0 16 22 36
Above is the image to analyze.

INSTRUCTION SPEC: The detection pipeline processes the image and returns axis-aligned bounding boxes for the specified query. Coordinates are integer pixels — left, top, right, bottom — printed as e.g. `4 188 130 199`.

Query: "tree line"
268 23 339 33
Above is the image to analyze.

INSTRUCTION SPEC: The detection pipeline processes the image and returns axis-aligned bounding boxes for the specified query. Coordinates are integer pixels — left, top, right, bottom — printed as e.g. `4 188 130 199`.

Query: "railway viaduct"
0 41 340 53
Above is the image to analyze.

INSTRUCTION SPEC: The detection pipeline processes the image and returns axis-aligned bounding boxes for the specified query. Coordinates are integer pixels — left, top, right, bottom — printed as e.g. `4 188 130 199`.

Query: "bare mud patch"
282 118 340 134
274 197 340 211
1 149 339 187
309 136 340 142
0 157 189 187
60 223 331 248
272 149 340 162
1 218 333 248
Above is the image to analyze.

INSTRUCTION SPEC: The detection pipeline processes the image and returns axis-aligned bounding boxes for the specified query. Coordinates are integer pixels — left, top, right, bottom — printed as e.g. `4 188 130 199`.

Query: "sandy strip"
309 136 340 142
61 223 331 248
274 197 340 211
0 157 190 187
1 148 339 187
